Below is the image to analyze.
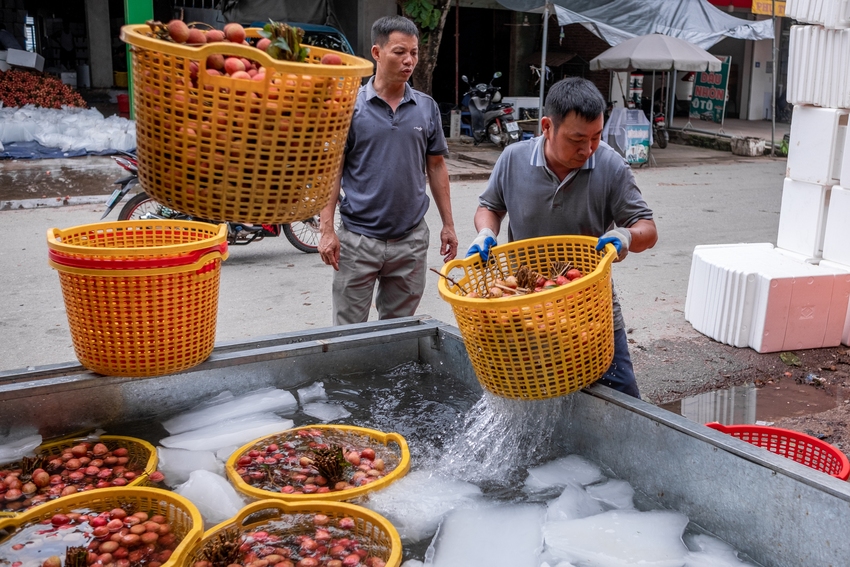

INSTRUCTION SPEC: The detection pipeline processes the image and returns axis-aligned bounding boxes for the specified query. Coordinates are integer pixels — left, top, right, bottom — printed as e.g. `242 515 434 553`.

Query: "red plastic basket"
706 422 850 480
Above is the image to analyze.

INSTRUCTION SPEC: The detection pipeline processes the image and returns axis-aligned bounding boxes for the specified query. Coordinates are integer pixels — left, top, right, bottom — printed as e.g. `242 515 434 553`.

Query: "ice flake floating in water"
426 504 545 567
546 483 604 522
364 469 482 543
301 401 351 422
174 470 246 528
544 509 691 567
161 387 297 434
297 381 328 405
585 479 635 510
683 534 757 567
159 413 293 452
437 392 573 484
525 455 605 493
0 427 41 462
156 447 222 485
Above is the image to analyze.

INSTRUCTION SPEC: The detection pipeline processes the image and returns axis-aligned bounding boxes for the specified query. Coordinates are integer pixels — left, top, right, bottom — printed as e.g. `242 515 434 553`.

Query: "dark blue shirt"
339 78 448 240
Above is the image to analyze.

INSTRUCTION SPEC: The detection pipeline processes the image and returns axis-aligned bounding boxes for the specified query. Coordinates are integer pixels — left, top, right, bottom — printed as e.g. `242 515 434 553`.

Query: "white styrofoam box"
687 244 850 353
788 26 850 108
786 0 850 28
685 243 774 346
60 72 76 87
819 259 850 345
0 60 9 73
5 48 44 72
0 50 6 61
822 186 850 264
776 178 831 258
842 122 850 187
787 106 848 185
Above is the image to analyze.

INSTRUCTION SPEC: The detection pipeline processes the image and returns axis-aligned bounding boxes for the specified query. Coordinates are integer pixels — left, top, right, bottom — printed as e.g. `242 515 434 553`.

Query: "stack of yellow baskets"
47 220 228 376
438 236 617 400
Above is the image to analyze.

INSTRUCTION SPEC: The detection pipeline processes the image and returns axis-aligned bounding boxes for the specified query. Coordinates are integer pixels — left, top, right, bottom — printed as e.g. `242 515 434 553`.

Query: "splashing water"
437 392 576 487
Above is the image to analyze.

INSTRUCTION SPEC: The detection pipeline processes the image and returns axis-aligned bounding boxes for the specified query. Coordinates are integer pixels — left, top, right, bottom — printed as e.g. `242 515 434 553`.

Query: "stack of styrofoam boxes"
685 0 850 353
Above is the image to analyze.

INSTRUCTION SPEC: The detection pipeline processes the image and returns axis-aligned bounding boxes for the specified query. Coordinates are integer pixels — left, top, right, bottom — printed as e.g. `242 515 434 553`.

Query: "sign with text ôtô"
689 55 731 124
752 1 786 17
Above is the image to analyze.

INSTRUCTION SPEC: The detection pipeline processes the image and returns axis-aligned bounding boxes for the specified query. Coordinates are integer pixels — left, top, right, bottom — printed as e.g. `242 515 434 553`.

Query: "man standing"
318 16 458 324
466 77 658 398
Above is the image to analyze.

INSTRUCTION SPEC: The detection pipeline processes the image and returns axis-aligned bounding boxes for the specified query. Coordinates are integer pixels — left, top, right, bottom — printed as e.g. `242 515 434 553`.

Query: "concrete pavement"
0 155 788 402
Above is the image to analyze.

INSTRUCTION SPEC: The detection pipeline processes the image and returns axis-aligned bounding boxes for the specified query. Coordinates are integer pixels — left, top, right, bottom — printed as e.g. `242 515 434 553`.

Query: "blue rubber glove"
466 228 498 262
596 227 632 261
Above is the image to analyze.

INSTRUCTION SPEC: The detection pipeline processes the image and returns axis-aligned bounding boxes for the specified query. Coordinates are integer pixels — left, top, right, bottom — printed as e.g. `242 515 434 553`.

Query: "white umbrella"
589 33 723 72
590 34 721 166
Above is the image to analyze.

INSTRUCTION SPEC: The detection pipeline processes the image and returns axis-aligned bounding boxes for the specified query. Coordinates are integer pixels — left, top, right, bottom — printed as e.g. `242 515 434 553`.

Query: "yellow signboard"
752 0 786 16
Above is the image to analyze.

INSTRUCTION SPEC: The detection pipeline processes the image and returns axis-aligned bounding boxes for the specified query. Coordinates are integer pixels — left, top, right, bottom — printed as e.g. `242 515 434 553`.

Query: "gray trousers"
332 220 430 325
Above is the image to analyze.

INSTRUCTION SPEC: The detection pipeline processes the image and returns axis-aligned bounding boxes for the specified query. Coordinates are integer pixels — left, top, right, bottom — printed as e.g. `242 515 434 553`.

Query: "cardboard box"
6 48 44 72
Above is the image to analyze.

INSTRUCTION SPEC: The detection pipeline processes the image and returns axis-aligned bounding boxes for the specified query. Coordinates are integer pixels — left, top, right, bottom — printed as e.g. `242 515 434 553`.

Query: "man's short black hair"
544 77 606 128
371 16 419 47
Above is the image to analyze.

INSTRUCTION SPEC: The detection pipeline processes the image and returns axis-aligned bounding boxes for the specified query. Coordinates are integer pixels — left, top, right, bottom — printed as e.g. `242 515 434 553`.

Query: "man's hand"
596 227 632 262
466 228 498 262
440 225 458 263
318 232 340 271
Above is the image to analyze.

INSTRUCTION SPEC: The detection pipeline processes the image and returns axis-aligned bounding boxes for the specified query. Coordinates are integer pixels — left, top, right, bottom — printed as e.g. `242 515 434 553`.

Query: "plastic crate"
438 236 616 400
706 422 850 480
185 499 401 567
226 425 410 503
0 487 203 567
0 435 159 516
120 24 373 224
47 221 228 377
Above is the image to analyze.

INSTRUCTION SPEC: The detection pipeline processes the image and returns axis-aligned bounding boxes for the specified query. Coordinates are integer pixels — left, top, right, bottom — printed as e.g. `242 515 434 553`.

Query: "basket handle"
47 242 228 270
233 500 293 527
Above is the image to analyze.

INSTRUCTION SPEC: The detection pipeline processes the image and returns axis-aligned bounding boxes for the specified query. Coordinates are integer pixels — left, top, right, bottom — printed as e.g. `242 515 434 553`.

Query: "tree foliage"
397 0 452 95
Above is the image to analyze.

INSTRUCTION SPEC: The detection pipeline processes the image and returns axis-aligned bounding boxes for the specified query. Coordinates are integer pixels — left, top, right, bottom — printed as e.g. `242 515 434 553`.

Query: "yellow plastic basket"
120 24 374 224
226 425 410 503
185 499 402 567
47 221 228 377
0 487 203 567
1 435 158 517
438 236 617 400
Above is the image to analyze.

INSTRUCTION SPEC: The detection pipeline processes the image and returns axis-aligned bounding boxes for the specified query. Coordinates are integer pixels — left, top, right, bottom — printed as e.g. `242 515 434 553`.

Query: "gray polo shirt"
339 78 448 240
479 135 654 330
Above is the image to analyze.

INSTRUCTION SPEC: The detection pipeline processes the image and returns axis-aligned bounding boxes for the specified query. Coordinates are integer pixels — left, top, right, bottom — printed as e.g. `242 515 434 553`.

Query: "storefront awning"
497 0 774 49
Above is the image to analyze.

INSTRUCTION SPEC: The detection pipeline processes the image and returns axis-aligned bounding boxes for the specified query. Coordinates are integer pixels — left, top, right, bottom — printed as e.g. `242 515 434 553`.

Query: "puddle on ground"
660 380 850 425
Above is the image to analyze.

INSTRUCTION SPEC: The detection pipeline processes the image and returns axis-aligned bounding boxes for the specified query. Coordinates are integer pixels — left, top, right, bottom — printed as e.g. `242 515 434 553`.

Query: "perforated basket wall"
438 236 616 400
47 221 228 377
706 423 850 480
120 24 374 224
0 487 203 567
185 500 401 567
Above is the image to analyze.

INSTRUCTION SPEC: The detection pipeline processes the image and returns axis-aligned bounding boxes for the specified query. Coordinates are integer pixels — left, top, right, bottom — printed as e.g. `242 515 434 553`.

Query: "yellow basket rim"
225 425 411 503
193 499 402 567
437 235 616 305
49 250 228 277
120 24 374 78
0 486 204 567
0 435 160 516
47 221 228 257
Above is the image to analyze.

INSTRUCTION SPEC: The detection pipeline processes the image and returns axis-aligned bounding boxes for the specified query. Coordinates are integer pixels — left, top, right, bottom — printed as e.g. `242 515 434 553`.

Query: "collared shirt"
339 77 448 240
478 135 654 330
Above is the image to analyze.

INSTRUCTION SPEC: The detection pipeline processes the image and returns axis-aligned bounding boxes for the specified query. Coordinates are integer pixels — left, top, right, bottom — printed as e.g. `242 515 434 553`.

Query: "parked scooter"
461 72 521 147
641 97 669 149
101 152 333 252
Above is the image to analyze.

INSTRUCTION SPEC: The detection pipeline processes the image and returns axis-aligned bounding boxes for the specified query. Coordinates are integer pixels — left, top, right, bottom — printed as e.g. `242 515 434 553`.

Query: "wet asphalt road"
0 157 786 401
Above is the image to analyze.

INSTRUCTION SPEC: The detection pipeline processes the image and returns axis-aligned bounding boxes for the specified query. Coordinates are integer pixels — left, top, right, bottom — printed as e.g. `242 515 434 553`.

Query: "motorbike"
461 72 521 147
101 151 330 252
642 99 669 149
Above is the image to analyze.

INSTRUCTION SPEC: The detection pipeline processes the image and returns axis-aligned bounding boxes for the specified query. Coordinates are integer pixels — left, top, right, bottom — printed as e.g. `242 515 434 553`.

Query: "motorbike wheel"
488 122 506 147
282 205 342 254
118 192 185 220
656 129 669 149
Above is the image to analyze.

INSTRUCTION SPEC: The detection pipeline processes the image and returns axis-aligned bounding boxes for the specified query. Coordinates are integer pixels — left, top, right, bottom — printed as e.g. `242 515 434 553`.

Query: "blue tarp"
0 141 129 160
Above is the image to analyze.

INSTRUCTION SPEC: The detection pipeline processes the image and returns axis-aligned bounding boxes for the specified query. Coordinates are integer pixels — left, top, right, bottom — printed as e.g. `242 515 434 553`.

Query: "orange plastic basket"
438 236 617 400
47 221 228 377
185 500 402 567
120 24 374 224
0 487 203 567
706 422 850 480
